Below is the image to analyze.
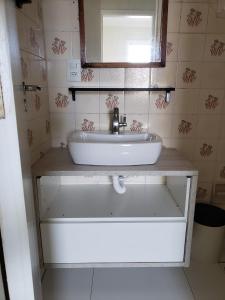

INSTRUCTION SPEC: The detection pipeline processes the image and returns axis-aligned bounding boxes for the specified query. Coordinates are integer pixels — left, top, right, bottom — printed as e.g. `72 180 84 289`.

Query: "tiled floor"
42 263 225 300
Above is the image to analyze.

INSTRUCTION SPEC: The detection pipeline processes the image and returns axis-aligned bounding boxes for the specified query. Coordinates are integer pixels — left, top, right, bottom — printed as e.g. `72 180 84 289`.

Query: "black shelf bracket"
68 87 175 103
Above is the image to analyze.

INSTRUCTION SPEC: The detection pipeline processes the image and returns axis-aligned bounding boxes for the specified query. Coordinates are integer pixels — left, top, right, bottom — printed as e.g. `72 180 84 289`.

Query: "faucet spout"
111 107 127 134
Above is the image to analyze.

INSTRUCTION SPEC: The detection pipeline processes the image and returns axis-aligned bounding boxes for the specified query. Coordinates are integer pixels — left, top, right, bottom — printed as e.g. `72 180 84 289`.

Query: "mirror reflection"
82 0 164 65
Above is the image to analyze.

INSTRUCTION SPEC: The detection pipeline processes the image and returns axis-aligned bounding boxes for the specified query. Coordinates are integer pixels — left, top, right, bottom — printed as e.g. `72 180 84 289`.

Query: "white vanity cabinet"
32 148 198 268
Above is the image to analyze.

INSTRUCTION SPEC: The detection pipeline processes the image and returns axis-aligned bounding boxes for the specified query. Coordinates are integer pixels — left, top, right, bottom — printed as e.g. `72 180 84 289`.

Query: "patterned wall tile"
180 3 208 33
100 92 124 114
163 138 195 161
45 31 72 59
50 113 75 142
166 33 178 62
198 89 224 114
204 35 225 61
49 88 75 113
172 115 197 138
127 114 148 132
75 114 99 131
194 139 218 161
149 91 174 114
176 62 202 88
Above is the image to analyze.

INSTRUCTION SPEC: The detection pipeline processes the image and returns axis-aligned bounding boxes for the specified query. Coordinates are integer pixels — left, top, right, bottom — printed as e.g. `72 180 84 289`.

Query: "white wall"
0 0 42 299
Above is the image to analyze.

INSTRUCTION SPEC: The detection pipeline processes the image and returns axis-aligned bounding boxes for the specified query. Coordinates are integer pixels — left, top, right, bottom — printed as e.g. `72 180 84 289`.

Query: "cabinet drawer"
41 221 186 264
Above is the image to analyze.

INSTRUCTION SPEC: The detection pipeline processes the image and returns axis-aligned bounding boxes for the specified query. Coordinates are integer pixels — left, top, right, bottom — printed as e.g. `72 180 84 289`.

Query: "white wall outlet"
67 59 81 82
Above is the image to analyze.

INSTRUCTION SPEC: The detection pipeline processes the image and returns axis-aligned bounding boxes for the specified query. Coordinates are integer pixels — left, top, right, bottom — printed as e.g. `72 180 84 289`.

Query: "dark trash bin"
191 203 225 263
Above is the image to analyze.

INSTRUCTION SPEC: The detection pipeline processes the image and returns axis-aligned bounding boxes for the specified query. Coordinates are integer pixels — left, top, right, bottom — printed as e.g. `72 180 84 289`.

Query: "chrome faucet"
111 107 127 134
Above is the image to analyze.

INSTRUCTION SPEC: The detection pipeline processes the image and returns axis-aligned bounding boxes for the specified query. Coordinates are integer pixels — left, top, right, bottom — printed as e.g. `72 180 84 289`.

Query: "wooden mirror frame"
78 0 168 68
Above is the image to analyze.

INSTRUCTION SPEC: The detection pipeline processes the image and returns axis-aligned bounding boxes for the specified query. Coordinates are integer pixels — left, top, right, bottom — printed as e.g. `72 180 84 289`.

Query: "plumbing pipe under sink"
112 176 127 194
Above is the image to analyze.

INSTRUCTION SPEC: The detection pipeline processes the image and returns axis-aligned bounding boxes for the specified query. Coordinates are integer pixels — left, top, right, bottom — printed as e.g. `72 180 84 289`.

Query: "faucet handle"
122 114 127 124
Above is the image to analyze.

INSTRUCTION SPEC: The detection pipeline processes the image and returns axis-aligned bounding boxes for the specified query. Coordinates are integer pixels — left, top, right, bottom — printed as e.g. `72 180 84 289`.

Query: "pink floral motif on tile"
182 68 197 83
30 27 39 49
178 120 192 134
205 94 219 110
130 120 143 133
200 143 213 157
21 57 28 79
105 94 119 110
166 42 173 56
155 94 168 110
27 129 33 147
81 119 95 131
81 69 94 82
46 120 50 134
210 40 225 56
52 37 67 55
197 186 207 199
35 94 41 111
220 166 225 179
55 93 69 108
186 8 202 27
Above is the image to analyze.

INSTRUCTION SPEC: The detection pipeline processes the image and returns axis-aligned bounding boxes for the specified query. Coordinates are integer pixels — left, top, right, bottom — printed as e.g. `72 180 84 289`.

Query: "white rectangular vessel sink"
68 131 162 166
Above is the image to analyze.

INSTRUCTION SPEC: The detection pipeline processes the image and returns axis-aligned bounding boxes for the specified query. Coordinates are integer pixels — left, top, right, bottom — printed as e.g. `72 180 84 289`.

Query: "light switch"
67 59 81 82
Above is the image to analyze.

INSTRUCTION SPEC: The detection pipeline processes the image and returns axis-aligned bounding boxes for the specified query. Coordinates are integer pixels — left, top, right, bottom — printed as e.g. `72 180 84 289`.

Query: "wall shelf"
68 87 175 102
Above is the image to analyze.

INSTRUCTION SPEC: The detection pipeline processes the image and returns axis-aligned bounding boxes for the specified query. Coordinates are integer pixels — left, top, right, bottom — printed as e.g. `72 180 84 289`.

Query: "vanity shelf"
32 148 198 268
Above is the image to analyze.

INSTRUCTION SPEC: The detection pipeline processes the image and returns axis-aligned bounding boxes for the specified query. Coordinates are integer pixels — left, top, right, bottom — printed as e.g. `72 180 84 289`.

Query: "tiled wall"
16 0 51 164
42 0 225 203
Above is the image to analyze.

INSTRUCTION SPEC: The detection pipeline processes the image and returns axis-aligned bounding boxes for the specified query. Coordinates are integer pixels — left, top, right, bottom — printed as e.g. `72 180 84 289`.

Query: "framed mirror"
78 0 168 68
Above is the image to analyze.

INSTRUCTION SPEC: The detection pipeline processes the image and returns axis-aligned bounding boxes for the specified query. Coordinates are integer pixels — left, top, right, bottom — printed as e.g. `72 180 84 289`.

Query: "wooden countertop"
32 148 198 177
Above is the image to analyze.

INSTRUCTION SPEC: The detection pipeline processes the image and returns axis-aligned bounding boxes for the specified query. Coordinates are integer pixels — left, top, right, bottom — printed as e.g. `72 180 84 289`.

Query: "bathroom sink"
68 131 162 166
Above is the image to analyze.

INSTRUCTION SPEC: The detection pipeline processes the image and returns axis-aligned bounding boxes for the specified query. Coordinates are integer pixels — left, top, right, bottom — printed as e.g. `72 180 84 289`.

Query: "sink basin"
68 131 162 166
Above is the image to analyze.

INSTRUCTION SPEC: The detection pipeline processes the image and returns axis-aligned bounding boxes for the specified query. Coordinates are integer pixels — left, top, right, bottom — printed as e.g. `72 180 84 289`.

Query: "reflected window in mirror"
79 0 168 68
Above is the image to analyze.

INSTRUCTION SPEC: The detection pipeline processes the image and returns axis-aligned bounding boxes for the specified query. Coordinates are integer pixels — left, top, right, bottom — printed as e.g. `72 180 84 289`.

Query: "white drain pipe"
112 176 127 194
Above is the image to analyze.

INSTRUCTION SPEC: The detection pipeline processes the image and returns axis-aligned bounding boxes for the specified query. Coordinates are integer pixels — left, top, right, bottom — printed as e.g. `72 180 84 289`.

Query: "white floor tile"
91 268 194 300
42 269 93 300
184 262 225 300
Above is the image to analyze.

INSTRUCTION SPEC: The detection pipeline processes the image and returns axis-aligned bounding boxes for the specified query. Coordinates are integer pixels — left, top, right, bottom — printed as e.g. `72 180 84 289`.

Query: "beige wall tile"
125 69 150 88
171 89 199 114
196 181 212 203
42 0 79 32
150 91 174 114
50 113 75 141
167 2 182 33
100 69 125 88
194 139 218 161
163 138 195 161
149 114 172 138
75 92 99 113
197 115 221 138
124 92 149 114
127 114 149 132
207 4 225 34
201 62 225 88
151 62 177 86
193 161 216 181
171 115 197 138
178 34 205 61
